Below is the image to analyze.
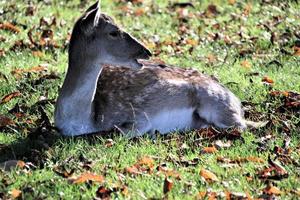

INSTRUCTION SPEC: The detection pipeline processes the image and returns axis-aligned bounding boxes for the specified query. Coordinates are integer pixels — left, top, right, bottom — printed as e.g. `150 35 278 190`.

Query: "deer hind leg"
196 103 246 130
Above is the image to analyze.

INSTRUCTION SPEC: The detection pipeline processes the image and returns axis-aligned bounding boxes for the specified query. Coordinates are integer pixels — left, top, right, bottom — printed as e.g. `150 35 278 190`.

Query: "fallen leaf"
197 191 207 199
157 165 181 179
0 22 20 33
125 166 141 175
134 8 145 16
201 146 218 154
228 0 236 5
200 169 219 182
10 189 22 199
163 177 173 194
138 156 155 168
263 185 282 195
243 3 252 15
294 46 300 56
104 139 115 147
262 76 274 84
0 49 5 57
96 186 113 199
205 4 219 18
241 60 251 69
0 115 14 128
0 92 21 104
70 172 104 184
257 157 288 180
32 51 44 57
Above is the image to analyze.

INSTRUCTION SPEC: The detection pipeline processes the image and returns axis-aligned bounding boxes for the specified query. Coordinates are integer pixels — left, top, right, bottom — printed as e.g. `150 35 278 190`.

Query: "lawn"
0 0 300 199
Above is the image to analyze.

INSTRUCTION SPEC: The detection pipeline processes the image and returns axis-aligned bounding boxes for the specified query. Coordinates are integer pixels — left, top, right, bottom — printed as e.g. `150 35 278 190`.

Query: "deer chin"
129 59 143 69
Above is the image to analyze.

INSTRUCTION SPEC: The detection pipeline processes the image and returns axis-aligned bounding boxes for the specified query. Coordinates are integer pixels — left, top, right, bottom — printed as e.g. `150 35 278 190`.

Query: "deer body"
55 3 247 136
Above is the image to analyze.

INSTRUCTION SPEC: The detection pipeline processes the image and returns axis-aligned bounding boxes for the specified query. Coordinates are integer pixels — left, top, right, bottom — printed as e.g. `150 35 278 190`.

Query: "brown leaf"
125 166 141 175
0 22 20 33
262 76 274 84
201 146 218 154
217 156 265 164
243 3 252 16
138 156 155 167
96 186 113 199
32 51 44 57
157 165 181 179
263 185 282 195
163 177 173 194
200 169 219 182
205 4 219 18
0 49 5 57
10 189 22 199
294 46 300 56
0 92 21 104
134 8 145 16
257 157 288 180
70 172 104 184
54 167 75 178
228 0 236 5
0 115 14 128
105 139 115 147
240 60 251 69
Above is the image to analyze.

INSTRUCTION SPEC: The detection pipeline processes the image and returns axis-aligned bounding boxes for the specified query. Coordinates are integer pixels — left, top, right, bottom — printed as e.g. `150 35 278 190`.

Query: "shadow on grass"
0 125 125 166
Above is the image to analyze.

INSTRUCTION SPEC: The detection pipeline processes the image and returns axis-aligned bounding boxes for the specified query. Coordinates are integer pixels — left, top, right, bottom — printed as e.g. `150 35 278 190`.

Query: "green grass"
0 0 300 199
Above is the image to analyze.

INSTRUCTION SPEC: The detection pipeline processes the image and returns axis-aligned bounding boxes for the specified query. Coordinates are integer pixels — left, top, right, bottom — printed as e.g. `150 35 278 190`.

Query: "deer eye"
108 31 120 38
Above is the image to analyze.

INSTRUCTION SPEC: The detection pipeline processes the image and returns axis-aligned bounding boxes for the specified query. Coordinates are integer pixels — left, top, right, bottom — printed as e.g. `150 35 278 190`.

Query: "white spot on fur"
167 79 188 86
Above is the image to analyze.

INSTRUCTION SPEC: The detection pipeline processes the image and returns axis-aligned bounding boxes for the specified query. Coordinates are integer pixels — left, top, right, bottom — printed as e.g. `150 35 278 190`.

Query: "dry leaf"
134 8 145 16
0 91 21 104
138 156 155 167
228 0 236 5
11 189 22 199
205 4 219 18
243 3 252 15
105 139 115 147
186 39 198 46
294 46 300 56
246 156 265 163
0 115 14 128
70 172 104 184
241 60 251 69
0 22 20 33
0 49 5 57
32 51 44 57
125 166 141 175
157 165 181 179
262 76 274 84
201 146 218 154
200 169 219 182
163 177 173 194
197 191 207 199
263 185 282 195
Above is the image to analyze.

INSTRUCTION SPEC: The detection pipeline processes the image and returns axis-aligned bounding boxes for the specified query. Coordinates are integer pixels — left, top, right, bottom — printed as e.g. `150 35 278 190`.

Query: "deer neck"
55 58 103 136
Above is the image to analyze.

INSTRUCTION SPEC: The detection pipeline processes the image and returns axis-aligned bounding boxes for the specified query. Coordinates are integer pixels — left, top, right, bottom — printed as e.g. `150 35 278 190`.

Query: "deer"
55 2 262 137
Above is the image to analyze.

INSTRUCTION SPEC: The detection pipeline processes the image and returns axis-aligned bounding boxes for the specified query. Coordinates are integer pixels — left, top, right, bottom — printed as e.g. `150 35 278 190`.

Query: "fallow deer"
55 2 261 137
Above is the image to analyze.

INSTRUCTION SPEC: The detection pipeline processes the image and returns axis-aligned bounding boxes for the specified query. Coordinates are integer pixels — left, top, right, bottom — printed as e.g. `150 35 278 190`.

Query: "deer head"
69 2 151 69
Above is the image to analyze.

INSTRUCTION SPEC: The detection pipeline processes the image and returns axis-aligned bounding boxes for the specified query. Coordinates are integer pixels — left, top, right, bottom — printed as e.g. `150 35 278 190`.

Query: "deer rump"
93 62 246 136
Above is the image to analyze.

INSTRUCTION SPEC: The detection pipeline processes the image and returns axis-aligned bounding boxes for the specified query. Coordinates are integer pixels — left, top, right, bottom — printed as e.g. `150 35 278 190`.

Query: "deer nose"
143 47 152 57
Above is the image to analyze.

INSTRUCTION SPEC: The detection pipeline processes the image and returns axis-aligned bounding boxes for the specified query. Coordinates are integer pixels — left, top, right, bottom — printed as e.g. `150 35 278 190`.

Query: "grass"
0 0 300 199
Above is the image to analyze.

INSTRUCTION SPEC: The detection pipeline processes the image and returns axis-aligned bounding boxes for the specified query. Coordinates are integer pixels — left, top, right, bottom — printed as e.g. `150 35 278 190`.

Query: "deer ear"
86 1 98 13
94 0 102 26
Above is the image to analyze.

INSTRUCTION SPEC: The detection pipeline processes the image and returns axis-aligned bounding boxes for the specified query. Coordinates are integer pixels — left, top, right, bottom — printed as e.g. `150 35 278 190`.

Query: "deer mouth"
133 48 152 60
